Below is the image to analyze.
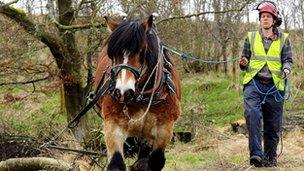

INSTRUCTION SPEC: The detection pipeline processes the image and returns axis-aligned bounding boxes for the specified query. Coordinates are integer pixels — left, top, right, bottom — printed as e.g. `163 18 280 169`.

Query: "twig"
0 76 50 86
45 144 106 156
244 165 254 171
49 16 105 30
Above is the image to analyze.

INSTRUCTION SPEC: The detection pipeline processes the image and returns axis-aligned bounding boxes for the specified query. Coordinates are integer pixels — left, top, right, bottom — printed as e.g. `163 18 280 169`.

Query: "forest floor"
164 124 304 170
1 73 304 170
1 111 303 171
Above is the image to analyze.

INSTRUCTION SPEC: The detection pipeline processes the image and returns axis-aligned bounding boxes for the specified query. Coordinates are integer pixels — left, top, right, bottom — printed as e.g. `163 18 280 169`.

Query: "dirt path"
164 123 304 171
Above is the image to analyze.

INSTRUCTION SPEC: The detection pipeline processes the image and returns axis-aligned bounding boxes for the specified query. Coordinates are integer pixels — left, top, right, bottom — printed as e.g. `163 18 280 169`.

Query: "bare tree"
0 0 108 141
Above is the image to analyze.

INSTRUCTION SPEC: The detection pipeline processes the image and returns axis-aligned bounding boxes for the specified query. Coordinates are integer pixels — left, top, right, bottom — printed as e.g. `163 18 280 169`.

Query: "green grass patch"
179 73 243 130
0 86 64 136
40 92 61 112
178 71 304 130
164 149 218 170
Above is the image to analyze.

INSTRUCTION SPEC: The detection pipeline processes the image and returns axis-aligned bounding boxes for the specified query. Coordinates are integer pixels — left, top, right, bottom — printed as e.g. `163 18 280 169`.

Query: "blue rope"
163 45 291 102
163 45 241 64
252 79 287 104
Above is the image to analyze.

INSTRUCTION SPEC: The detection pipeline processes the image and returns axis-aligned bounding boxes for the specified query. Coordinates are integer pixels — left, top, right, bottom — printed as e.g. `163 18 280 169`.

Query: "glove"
239 57 249 70
282 68 291 79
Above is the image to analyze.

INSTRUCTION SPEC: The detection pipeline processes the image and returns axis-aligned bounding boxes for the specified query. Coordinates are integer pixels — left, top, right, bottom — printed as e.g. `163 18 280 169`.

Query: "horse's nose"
112 88 135 103
124 89 135 103
113 88 121 101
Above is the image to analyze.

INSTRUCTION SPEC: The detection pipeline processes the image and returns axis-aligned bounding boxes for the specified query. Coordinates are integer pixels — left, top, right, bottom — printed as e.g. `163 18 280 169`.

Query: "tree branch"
0 3 66 67
0 76 50 86
156 0 254 25
50 16 105 30
51 0 106 31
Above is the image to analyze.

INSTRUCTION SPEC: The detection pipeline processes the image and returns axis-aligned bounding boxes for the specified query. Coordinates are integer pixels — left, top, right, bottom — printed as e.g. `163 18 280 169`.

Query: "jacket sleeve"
240 37 251 71
281 38 293 72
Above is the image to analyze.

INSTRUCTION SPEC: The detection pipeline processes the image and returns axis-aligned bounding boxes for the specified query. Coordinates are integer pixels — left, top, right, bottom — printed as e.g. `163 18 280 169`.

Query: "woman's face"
260 12 275 29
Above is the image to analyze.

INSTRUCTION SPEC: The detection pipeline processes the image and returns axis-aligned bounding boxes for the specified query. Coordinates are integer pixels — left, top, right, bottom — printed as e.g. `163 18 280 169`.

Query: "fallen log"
0 157 73 171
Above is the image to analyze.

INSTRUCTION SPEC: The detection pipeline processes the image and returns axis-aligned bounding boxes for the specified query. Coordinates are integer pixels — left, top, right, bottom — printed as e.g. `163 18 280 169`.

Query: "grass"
178 73 244 132
178 70 304 130
0 85 65 136
165 150 218 170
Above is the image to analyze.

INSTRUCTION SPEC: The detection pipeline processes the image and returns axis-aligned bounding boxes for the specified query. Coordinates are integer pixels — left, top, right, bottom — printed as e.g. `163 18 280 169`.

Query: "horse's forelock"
144 28 159 70
107 18 161 74
108 20 147 60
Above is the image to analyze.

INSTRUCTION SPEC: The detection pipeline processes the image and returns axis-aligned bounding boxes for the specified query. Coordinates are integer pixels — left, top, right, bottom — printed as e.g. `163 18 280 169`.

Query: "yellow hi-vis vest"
243 31 288 91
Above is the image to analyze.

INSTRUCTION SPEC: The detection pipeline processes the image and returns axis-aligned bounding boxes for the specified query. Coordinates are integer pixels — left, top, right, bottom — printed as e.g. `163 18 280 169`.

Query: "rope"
250 78 291 162
251 79 285 104
129 45 164 123
163 45 241 64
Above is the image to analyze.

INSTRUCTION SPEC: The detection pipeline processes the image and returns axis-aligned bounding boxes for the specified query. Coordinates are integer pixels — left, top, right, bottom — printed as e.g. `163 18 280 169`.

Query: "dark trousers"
243 78 283 160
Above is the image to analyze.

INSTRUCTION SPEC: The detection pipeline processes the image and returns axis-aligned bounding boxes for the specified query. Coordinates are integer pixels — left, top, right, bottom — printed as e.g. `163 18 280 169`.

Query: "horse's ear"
142 15 153 32
105 16 119 33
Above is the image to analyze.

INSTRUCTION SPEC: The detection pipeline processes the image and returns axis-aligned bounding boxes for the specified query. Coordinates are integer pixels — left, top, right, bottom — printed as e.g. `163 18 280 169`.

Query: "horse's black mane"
107 19 159 69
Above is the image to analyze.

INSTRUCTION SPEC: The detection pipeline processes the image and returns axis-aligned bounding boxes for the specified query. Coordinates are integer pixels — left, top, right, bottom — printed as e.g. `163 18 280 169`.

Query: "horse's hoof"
129 158 149 171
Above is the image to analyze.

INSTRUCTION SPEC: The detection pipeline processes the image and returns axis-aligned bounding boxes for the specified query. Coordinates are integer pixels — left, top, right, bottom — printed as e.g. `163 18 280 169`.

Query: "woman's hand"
240 57 249 66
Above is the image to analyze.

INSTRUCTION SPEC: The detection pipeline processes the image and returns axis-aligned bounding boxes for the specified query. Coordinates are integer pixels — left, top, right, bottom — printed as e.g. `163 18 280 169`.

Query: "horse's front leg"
104 121 127 171
148 122 175 171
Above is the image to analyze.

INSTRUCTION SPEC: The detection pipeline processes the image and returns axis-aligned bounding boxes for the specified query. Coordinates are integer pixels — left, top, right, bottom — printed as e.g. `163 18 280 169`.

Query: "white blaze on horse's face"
115 51 136 96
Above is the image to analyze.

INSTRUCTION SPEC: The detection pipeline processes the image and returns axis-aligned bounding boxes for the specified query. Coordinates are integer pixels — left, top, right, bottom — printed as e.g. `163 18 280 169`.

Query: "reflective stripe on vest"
243 31 288 91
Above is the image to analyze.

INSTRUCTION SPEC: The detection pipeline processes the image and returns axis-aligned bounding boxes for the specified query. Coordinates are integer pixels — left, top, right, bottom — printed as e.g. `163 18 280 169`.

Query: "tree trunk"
222 43 228 75
231 41 238 81
57 0 88 141
0 2 89 141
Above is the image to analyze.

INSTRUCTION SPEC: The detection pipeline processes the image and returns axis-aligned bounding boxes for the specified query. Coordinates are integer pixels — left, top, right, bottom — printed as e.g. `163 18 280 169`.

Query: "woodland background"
0 0 304 170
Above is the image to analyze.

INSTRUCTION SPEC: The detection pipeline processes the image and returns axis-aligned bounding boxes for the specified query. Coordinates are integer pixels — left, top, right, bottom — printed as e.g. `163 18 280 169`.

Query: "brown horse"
94 15 181 171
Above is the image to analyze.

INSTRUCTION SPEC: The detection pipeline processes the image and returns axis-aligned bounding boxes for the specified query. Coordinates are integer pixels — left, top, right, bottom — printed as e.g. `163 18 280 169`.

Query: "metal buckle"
87 92 96 102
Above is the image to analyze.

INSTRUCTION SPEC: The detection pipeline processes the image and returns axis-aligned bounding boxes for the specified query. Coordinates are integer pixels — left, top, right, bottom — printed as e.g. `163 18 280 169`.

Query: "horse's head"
105 15 159 103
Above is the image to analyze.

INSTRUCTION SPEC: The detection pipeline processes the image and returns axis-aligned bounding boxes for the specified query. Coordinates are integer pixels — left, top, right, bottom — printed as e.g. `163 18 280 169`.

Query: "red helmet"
258 1 279 18
256 1 282 27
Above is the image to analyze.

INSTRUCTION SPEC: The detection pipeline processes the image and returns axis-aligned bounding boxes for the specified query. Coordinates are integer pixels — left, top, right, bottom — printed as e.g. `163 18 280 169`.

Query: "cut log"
0 157 73 171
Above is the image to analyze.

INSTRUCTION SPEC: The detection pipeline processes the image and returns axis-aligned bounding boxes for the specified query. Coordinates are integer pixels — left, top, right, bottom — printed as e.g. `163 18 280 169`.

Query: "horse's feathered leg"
148 122 175 171
104 123 127 171
129 139 152 171
148 148 165 171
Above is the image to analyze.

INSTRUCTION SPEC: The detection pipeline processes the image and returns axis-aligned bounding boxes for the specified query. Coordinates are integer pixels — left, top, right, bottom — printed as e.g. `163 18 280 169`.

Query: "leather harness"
68 43 176 128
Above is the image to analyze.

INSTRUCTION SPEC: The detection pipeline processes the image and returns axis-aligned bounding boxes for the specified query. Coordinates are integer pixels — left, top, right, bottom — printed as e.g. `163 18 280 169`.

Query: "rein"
68 71 110 128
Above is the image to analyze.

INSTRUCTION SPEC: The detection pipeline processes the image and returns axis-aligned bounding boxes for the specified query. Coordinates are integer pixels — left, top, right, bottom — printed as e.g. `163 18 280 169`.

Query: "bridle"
109 64 142 81
108 28 166 104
